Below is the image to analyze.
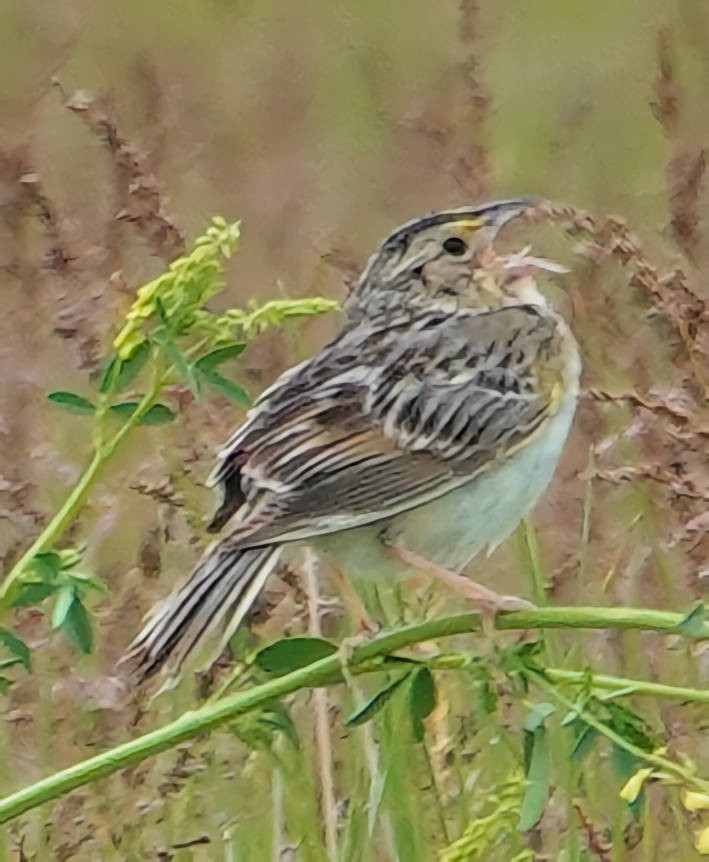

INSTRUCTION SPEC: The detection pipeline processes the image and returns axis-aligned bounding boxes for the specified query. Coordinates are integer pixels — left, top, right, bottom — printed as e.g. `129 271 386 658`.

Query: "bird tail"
122 542 282 681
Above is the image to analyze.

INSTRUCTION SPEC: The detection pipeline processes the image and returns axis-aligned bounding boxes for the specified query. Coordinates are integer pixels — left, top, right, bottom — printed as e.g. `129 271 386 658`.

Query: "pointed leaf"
408 667 436 741
0 628 31 671
62 596 93 654
0 657 25 671
518 726 550 831
259 700 300 750
32 552 62 583
56 546 84 569
47 391 95 414
140 403 176 424
254 636 337 676
51 585 75 630
99 342 150 394
154 333 201 398
0 677 9 693
11 581 56 607
604 701 654 751
346 673 410 727
198 368 250 404
195 344 246 372
611 743 645 819
676 603 706 638
523 702 556 733
68 571 109 597
109 402 176 425
570 725 598 762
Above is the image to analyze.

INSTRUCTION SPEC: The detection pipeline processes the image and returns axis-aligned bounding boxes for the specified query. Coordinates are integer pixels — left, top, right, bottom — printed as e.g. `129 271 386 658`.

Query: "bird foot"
338 630 376 688
384 539 534 615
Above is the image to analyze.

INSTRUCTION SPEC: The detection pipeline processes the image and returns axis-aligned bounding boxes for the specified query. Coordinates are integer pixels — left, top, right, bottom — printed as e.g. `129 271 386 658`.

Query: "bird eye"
442 237 467 256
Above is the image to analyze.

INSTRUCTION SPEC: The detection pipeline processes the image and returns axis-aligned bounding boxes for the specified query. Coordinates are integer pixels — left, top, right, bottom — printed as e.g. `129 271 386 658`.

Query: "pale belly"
313 386 577 581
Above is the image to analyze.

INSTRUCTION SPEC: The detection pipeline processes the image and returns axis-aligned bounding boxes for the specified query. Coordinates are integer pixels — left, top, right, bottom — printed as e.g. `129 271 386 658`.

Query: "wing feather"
208 305 562 546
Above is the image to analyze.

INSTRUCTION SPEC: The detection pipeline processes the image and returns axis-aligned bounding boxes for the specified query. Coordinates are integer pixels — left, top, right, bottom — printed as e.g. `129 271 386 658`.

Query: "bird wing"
207 305 562 546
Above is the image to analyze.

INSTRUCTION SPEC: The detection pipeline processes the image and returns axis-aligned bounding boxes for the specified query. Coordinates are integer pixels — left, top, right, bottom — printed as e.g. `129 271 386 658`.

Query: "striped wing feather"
125 304 561 679
208 305 559 546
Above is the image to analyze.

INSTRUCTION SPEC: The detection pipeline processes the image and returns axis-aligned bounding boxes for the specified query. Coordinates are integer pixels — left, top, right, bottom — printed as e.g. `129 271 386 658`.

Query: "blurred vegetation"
0 1 708 860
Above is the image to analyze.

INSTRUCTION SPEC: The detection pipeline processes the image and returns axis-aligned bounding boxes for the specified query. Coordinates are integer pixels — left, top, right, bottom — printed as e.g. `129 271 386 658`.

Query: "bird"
124 198 581 681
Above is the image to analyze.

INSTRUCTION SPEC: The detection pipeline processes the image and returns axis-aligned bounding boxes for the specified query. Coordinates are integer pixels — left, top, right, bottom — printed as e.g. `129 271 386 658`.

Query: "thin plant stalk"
304 550 338 861
0 606 707 826
0 361 166 610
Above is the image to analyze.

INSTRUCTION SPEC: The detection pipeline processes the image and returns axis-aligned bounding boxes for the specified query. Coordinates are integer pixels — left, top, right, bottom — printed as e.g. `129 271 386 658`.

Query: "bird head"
346 199 555 318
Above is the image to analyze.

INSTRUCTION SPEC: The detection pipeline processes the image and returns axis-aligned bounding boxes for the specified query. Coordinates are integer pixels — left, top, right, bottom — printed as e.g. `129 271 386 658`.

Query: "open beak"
442 198 540 244
471 197 540 231
491 197 540 226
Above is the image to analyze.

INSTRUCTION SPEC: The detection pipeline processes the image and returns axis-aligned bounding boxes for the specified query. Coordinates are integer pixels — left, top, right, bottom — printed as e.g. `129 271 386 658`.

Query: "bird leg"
319 559 380 690
385 540 534 614
326 561 380 636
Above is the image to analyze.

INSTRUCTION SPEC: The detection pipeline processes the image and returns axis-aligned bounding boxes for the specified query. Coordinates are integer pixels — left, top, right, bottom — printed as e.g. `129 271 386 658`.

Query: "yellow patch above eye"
452 218 484 236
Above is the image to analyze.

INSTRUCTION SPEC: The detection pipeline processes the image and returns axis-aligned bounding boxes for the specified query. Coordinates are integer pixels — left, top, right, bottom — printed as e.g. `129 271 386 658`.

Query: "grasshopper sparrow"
126 199 580 679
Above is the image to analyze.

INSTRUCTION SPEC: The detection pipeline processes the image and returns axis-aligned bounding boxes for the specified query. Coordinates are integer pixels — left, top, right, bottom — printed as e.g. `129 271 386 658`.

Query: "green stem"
0 449 104 609
522 520 547 606
0 367 165 611
544 668 709 704
0 605 706 825
527 669 709 794
423 656 709 705
492 605 708 636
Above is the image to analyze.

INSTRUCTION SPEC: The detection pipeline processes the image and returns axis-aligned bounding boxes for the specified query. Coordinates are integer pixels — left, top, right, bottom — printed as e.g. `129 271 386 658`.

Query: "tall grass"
1 2 708 859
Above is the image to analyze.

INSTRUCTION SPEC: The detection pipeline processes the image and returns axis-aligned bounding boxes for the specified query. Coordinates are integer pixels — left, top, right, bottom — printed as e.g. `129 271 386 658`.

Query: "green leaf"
154 331 201 398
51 585 75 630
523 702 556 733
346 674 410 728
56 546 84 569
140 403 177 424
0 676 9 693
68 571 109 597
0 627 31 671
195 343 246 372
109 401 176 425
254 637 337 676
611 742 640 784
47 391 95 414
258 700 300 750
676 602 706 637
603 701 654 751
11 581 56 607
611 744 645 820
570 725 598 762
0 657 25 671
518 726 550 831
62 596 93 654
197 368 250 404
99 342 150 394
408 667 436 741
231 701 299 752
31 552 62 583
466 662 497 718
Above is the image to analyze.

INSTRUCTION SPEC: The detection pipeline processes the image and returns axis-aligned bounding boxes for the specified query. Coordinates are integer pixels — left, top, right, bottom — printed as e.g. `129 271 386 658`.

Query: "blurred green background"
0 1 707 860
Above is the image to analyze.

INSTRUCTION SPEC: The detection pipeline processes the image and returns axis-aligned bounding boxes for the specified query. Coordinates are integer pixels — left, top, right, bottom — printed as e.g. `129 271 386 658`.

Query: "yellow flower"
619 768 654 803
113 218 240 359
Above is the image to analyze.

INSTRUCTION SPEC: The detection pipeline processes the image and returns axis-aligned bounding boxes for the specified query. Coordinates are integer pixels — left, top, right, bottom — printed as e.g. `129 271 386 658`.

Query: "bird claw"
384 537 535 616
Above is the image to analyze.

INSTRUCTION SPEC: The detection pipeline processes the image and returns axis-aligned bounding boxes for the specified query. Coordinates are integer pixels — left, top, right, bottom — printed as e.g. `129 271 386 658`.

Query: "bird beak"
476 197 540 230
446 198 540 240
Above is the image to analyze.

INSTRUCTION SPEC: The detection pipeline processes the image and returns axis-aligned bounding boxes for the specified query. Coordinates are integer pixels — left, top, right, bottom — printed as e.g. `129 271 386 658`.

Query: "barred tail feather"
123 543 282 681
